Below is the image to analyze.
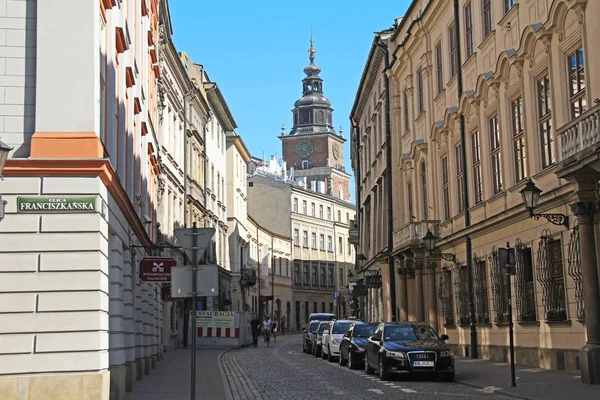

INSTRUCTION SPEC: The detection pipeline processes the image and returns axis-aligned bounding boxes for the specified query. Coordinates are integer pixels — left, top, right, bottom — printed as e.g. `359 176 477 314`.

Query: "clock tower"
279 35 351 201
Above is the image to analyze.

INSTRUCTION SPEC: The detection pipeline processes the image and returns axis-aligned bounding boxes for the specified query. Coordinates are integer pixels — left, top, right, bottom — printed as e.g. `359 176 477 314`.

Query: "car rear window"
318 324 327 334
353 325 376 338
309 321 320 332
332 322 352 334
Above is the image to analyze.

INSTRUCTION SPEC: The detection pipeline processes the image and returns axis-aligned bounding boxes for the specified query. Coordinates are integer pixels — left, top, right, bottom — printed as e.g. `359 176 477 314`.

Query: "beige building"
246 215 294 330
352 0 600 383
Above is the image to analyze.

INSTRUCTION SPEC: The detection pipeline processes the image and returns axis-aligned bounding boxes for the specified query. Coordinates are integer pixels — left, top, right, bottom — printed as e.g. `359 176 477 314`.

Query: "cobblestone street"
221 334 509 400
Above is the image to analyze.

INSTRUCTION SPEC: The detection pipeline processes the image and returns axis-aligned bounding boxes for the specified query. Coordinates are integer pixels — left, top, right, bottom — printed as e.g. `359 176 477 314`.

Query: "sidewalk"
124 347 232 400
455 356 600 400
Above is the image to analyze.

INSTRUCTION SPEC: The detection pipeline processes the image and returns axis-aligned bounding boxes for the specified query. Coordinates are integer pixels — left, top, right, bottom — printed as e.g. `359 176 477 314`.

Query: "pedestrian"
272 319 278 342
263 316 272 346
250 315 260 347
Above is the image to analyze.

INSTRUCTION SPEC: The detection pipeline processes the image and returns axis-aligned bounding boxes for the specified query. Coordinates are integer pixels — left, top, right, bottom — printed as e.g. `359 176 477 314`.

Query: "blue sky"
169 0 411 202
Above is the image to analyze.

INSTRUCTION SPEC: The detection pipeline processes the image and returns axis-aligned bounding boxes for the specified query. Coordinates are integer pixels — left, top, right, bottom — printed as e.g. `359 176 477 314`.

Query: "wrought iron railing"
453 264 470 325
567 224 584 320
392 220 440 250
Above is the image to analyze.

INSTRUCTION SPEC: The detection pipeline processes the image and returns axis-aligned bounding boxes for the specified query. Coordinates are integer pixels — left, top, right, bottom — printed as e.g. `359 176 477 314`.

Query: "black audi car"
338 322 377 369
364 322 455 381
302 320 321 354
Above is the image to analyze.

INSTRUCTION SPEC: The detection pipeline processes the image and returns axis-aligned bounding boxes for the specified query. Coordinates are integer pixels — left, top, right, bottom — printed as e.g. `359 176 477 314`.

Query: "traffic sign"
333 291 340 299
174 227 215 262
170 264 219 298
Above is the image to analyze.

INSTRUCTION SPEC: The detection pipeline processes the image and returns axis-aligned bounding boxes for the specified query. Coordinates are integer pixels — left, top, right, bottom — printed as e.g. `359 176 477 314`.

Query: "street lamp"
519 179 569 228
0 138 13 224
422 230 456 263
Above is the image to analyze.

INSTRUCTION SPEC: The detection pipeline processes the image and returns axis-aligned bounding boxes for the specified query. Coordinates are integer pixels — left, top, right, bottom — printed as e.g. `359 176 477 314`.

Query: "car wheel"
378 356 390 381
322 346 327 359
364 355 374 375
339 349 347 366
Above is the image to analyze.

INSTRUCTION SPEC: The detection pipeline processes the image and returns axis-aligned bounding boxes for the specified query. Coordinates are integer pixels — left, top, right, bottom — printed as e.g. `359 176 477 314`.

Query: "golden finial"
308 25 316 63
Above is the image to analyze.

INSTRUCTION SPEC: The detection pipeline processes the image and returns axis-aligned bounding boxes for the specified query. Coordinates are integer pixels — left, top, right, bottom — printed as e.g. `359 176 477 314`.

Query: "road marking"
383 382 395 386
480 386 501 393
368 388 384 395
401 388 417 393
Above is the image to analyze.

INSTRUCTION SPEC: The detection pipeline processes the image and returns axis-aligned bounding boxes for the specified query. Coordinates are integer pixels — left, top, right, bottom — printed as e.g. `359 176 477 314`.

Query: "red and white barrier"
197 327 240 338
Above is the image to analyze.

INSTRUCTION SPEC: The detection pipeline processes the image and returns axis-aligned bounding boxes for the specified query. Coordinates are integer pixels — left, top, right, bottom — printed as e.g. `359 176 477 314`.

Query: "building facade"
226 133 252 312
0 1 163 399
352 0 600 383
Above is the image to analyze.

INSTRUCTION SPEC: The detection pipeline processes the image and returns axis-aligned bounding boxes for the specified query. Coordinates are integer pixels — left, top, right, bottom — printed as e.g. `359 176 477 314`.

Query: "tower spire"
309 25 316 63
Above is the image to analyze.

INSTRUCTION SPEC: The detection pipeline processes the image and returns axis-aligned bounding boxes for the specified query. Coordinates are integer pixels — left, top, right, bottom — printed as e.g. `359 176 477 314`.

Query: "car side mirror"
440 334 449 341
369 336 380 342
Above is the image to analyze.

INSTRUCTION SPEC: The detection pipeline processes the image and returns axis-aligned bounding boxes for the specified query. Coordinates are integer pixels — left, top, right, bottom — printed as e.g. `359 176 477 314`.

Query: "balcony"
348 219 359 246
558 103 600 161
393 220 440 253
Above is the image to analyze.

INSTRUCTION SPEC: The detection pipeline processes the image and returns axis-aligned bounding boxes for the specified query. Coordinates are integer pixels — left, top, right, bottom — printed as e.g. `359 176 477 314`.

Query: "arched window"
420 161 428 220
317 110 324 123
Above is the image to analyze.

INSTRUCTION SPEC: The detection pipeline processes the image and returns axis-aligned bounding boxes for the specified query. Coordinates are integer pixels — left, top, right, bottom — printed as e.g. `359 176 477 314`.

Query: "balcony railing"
558 103 600 161
393 220 440 251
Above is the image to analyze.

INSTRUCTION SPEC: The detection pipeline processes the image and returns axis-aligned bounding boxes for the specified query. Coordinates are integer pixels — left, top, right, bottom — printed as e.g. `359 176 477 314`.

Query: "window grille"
567 225 584 320
453 264 470 325
472 255 490 324
489 247 511 324
514 239 537 322
536 229 567 321
439 266 455 326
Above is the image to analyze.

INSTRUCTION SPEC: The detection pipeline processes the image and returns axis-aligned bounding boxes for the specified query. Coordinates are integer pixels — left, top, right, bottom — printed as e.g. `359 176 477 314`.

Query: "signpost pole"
271 255 275 319
190 222 199 400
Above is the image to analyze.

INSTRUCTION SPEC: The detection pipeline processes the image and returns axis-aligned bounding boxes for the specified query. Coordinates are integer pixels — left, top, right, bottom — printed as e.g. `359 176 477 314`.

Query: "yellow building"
352 0 600 383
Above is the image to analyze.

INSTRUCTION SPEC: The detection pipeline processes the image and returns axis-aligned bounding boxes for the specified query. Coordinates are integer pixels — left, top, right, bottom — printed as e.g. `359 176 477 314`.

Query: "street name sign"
17 197 97 213
138 257 177 282
170 264 219 298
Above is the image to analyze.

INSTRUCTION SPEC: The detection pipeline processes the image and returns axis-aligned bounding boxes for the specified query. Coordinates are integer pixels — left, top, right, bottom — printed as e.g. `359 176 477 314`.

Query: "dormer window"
316 110 324 123
302 160 309 169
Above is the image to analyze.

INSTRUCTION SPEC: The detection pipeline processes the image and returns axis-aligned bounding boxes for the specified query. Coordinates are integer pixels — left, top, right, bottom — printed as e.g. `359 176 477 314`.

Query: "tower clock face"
295 140 314 159
332 143 340 160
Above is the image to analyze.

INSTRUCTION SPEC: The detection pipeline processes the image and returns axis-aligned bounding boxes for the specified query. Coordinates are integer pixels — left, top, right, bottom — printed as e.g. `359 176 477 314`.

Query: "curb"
455 379 538 400
218 348 235 400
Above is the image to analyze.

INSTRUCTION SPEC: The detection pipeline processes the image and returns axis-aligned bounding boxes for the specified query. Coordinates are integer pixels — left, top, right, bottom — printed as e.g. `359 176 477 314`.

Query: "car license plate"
412 361 434 367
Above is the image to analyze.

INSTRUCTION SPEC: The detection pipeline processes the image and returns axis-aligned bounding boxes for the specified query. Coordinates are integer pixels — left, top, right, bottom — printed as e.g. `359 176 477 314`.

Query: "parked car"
338 322 377 369
321 320 353 361
311 322 329 357
302 320 321 354
364 322 455 381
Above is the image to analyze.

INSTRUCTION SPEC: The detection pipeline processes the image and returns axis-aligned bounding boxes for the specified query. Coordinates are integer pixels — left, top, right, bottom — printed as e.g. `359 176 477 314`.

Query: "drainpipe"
375 35 397 322
453 0 477 359
350 117 362 320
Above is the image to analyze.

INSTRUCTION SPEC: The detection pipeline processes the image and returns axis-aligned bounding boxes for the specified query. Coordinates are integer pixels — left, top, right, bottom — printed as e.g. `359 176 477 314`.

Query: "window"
293 197 298 212
482 0 492 37
311 202 315 216
319 205 323 218
440 267 455 326
311 232 317 249
316 110 324 123
491 249 511 324
303 265 309 285
337 210 341 222
490 114 502 194
456 144 465 212
537 73 554 168
407 183 414 220
319 234 325 250
302 200 307 214
474 259 490 324
302 160 309 169
327 207 332 220
504 0 515 14
420 162 428 219
403 91 409 132
465 2 474 58
312 265 317 285
327 235 333 252
568 47 586 119
339 268 344 288
417 69 424 115
511 96 527 182
346 212 350 224
294 264 300 285
537 235 567 321
515 245 536 322
449 24 458 78
338 236 343 255
320 267 326 286
293 229 299 246
472 130 483 204
302 230 308 248
435 43 443 95
328 267 334 287
441 156 450 220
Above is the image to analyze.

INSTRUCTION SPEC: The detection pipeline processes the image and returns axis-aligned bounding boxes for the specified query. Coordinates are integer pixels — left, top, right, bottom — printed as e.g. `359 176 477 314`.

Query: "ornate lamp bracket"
440 253 456 263
532 213 569 229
